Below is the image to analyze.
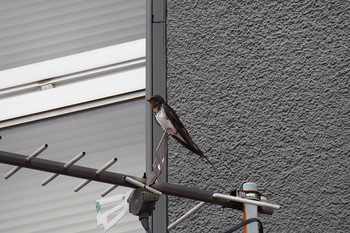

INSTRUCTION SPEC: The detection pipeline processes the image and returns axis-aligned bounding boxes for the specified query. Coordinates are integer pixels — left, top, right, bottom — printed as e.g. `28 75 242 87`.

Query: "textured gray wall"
166 1 350 232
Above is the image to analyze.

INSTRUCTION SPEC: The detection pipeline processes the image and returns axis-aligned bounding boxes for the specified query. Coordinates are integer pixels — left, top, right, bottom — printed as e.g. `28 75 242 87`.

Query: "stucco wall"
166 1 350 232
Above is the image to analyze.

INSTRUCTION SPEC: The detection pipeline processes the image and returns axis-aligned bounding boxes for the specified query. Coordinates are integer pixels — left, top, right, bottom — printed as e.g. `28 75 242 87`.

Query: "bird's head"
147 95 165 108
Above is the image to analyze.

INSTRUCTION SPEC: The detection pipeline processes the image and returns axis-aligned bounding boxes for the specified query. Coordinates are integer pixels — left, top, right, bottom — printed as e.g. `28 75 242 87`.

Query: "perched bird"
147 95 216 169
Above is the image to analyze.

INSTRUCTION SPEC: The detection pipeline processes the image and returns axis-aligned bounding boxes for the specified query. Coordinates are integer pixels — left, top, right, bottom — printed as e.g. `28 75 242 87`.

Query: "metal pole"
168 202 206 230
0 150 278 215
243 182 258 233
74 157 118 192
212 193 280 210
41 151 85 186
4 144 48 179
125 176 162 196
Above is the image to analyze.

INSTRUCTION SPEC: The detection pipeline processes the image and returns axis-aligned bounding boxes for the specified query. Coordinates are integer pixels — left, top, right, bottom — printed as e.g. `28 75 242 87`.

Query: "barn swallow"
147 95 216 169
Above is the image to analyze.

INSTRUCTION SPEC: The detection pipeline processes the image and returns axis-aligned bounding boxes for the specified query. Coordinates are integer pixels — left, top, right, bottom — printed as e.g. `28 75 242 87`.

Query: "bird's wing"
163 103 185 129
172 134 201 155
164 104 203 156
164 103 217 169
171 131 217 169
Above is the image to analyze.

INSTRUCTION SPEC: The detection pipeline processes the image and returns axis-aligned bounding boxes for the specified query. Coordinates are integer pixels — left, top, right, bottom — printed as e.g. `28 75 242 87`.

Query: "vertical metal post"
243 182 258 233
147 0 168 232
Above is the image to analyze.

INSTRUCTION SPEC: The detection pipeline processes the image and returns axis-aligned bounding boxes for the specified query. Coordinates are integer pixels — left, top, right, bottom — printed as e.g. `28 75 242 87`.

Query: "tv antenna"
0 133 280 232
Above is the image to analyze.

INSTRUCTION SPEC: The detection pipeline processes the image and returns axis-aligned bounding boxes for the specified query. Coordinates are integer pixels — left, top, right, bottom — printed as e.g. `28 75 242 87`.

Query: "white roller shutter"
0 99 145 233
0 0 146 70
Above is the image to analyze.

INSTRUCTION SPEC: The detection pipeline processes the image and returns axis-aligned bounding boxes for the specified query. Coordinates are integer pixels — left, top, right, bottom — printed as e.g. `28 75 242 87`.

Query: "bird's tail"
202 154 217 170
171 135 217 169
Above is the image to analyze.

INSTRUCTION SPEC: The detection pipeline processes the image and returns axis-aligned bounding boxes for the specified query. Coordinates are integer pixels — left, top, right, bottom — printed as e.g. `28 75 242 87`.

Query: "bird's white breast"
155 107 177 135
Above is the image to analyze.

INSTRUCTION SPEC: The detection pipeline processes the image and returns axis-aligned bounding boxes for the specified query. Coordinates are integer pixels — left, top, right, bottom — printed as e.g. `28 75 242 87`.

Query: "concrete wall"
166 1 350 232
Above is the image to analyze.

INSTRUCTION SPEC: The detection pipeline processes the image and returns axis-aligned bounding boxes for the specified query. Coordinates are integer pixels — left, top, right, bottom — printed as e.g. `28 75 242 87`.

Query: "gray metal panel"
0 0 146 70
0 99 145 233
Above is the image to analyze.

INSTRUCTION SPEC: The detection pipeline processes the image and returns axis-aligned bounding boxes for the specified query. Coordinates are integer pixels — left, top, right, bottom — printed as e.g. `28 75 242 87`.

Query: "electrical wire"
223 218 263 233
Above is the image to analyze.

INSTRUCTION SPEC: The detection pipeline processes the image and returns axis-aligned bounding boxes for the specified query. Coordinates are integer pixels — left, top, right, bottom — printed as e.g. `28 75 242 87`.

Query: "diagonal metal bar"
74 157 118 192
101 185 118 197
213 193 281 210
125 176 162 195
147 130 168 185
168 202 207 230
4 144 48 179
146 130 168 185
153 130 168 178
42 151 85 186
0 150 277 215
